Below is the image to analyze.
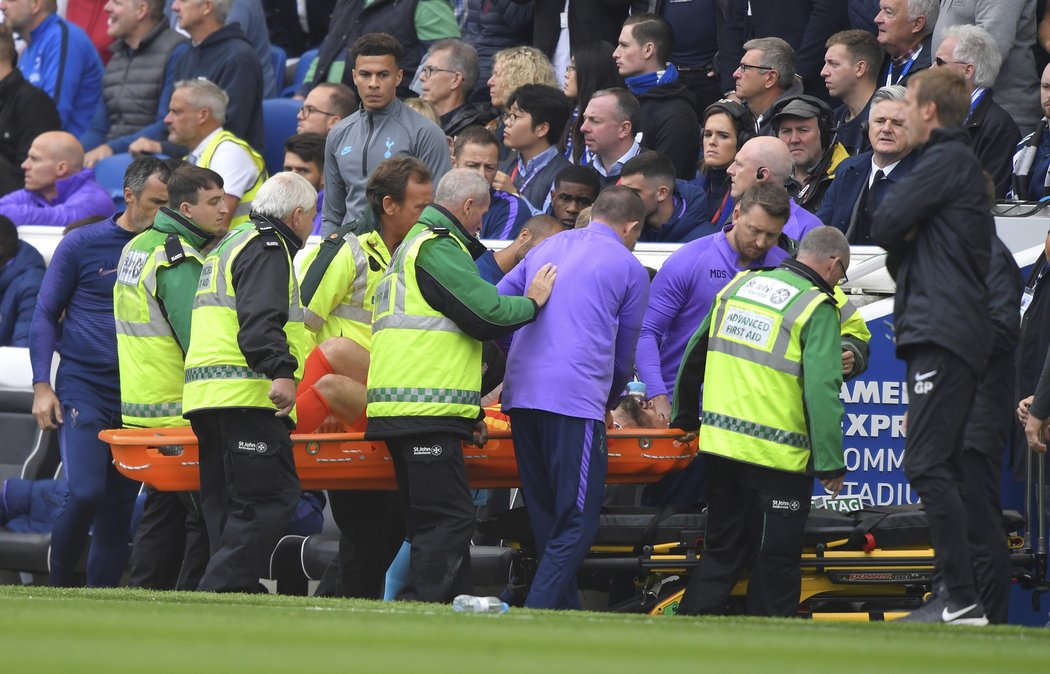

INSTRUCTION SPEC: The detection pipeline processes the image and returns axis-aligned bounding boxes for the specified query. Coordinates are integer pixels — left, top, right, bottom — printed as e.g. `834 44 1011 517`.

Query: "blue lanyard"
887 56 916 86
966 89 987 123
513 152 556 194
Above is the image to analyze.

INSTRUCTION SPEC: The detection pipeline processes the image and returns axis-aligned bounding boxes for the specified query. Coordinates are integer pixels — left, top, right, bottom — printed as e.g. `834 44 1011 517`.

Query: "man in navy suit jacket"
817 85 915 243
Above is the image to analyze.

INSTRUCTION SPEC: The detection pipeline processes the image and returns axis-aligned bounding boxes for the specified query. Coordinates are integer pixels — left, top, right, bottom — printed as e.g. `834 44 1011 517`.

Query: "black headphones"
703 99 758 151
769 94 836 150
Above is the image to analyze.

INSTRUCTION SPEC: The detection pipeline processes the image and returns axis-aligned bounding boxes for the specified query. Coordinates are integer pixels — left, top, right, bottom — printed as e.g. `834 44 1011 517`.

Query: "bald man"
0 131 115 227
726 136 822 242
476 214 565 285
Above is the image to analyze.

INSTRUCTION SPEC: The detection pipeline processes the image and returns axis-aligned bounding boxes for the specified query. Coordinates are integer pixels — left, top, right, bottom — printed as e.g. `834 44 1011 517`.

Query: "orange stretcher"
100 427 698 491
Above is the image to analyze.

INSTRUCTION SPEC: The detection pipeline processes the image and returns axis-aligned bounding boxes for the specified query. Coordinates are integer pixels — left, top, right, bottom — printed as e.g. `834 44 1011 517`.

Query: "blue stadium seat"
262 98 304 176
93 153 136 211
283 48 318 97
270 45 287 98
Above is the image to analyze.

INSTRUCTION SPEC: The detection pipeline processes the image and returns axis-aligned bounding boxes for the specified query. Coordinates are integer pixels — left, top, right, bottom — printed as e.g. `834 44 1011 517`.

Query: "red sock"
294 385 331 434
299 346 334 391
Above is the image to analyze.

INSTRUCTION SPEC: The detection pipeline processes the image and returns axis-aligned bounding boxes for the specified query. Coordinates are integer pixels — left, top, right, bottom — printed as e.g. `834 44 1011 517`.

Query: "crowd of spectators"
0 0 1048 618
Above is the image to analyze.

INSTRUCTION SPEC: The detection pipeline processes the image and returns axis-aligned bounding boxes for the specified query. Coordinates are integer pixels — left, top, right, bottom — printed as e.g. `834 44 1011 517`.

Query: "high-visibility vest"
182 219 308 422
113 224 204 427
195 129 266 227
366 223 481 420
834 285 871 343
299 228 389 350
700 268 835 473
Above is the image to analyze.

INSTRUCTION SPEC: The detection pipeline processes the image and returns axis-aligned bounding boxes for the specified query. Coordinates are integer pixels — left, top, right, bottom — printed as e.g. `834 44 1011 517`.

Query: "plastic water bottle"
626 379 646 402
452 594 509 614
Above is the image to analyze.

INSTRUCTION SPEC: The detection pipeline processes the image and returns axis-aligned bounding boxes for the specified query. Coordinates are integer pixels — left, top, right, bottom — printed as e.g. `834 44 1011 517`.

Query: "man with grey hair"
366 168 557 603
731 37 804 136
420 39 495 137
672 225 848 617
933 24 1020 198
182 171 317 593
167 0 264 151
718 0 849 103
497 184 649 609
31 155 171 588
817 85 917 241
580 88 641 186
932 0 1040 136
82 0 189 167
133 78 266 228
875 0 938 87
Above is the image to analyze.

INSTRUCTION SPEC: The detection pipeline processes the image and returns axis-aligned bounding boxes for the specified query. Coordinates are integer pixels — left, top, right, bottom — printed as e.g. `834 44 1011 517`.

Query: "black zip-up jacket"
638 82 700 180
871 126 993 376
967 91 1021 199
230 214 305 387
964 236 1022 456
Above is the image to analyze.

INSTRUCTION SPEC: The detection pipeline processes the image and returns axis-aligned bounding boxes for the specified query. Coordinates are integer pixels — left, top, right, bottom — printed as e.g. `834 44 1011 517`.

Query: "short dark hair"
826 29 882 83
909 68 969 128
552 165 601 196
314 82 358 118
521 214 562 238
366 156 433 217
737 182 791 223
453 125 499 157
615 395 655 428
124 156 173 196
167 166 224 208
620 151 676 188
623 13 673 64
284 133 326 168
352 33 404 70
506 84 572 146
591 185 646 228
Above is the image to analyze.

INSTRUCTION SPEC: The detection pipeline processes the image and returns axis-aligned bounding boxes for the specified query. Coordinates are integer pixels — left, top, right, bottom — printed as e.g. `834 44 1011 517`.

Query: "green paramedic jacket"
365 204 538 439
671 259 846 478
113 207 213 427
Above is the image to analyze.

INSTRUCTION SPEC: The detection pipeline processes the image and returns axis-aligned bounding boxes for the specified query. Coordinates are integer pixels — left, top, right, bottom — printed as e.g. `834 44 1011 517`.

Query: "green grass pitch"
0 586 1047 673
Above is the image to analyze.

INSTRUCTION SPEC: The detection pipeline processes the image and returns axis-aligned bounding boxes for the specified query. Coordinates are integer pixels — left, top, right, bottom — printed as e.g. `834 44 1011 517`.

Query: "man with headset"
636 182 793 430
770 95 850 214
772 93 852 212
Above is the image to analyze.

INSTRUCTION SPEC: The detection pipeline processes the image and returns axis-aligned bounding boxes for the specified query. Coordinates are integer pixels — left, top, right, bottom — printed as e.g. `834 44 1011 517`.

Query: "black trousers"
386 433 475 603
958 348 1015 624
127 488 209 591
902 344 980 607
190 409 300 593
315 489 405 599
678 454 812 617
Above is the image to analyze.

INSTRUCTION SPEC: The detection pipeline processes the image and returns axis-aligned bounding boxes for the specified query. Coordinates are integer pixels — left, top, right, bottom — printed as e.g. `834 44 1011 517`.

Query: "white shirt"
189 128 260 199
591 141 641 178
552 0 571 84
869 157 902 186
